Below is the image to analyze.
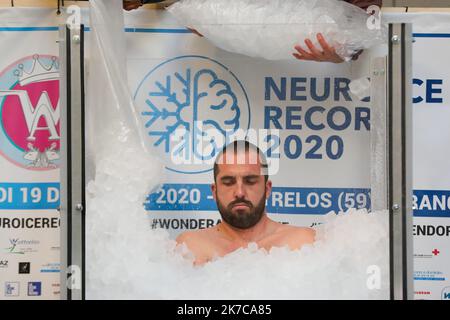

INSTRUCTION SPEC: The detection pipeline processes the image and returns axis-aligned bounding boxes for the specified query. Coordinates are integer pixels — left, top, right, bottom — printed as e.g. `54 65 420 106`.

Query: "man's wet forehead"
216 150 262 166
216 151 263 177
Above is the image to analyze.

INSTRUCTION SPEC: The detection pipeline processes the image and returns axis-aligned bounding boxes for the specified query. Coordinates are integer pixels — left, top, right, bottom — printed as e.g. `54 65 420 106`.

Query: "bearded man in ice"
175 140 316 265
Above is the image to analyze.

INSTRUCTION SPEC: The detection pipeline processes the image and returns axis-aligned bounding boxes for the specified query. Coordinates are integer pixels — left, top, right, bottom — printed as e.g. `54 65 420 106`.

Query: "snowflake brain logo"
134 56 250 174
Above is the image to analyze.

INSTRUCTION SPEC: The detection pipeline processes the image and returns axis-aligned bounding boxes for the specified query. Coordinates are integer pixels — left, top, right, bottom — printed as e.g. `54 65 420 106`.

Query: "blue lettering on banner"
0 183 60 210
413 78 444 103
262 77 371 161
145 184 371 214
146 185 450 217
263 105 370 132
414 277 446 281
414 271 445 282
413 190 450 218
442 287 450 300
264 77 354 102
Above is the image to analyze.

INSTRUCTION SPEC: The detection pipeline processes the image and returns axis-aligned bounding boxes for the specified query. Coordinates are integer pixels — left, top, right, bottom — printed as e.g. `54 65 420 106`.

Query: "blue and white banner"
128 9 375 237
0 7 61 300
406 13 450 301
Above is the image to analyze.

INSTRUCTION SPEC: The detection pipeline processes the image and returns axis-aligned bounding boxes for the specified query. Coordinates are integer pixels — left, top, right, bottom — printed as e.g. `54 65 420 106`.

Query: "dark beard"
216 193 266 229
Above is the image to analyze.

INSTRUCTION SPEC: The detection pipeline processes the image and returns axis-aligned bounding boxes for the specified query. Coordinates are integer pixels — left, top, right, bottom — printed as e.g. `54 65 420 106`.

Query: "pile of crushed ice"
86 142 389 299
167 0 386 61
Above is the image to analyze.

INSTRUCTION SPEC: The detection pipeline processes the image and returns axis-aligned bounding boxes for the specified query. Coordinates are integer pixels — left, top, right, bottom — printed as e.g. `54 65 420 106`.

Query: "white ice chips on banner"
85 0 389 299
167 0 386 61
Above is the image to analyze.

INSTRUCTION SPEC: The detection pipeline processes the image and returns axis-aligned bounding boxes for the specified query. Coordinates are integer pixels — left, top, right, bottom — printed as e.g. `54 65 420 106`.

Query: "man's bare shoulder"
176 227 214 244
273 224 316 249
176 226 220 252
284 224 315 238
176 227 219 265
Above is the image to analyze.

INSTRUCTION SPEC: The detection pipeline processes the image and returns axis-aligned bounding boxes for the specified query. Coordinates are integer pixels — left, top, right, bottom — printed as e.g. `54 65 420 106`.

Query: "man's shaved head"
213 140 269 183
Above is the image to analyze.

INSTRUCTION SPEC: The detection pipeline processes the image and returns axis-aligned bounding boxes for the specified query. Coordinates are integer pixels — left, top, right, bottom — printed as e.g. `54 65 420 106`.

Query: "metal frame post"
59 24 86 300
388 23 414 300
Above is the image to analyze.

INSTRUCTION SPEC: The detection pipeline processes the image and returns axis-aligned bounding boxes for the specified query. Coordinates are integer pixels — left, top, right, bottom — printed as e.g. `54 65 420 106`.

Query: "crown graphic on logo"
14 55 59 86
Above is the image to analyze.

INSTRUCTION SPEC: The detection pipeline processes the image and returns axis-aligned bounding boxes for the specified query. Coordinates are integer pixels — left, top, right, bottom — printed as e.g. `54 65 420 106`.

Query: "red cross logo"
432 249 440 256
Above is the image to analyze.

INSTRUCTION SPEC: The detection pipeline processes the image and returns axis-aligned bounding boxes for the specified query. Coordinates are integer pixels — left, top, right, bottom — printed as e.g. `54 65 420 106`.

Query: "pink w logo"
0 55 60 170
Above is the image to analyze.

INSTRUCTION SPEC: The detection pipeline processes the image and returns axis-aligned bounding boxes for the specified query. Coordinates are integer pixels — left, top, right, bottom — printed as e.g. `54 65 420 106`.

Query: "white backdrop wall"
0 7 448 300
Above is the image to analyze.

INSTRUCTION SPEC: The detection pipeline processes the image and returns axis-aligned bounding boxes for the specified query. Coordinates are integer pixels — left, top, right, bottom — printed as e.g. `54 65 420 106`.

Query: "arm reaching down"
293 33 344 63
292 0 382 63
